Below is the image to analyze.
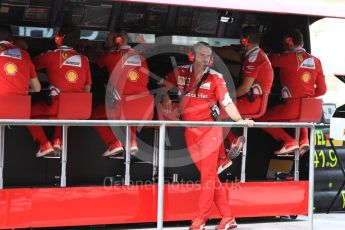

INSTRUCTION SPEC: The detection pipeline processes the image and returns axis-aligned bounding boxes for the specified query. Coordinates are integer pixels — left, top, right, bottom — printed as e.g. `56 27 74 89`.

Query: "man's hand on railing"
161 94 172 113
237 119 254 127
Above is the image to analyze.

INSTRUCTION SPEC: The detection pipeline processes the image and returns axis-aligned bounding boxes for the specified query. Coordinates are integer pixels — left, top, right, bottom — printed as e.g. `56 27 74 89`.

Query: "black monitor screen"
80 5 111 28
191 10 219 35
0 0 52 24
176 7 220 35
120 3 147 30
23 7 50 22
63 0 112 29
1 0 29 5
145 5 169 31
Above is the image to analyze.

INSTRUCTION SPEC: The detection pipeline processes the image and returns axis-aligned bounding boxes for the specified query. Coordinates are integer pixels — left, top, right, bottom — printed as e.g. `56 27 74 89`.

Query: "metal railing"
0 119 315 230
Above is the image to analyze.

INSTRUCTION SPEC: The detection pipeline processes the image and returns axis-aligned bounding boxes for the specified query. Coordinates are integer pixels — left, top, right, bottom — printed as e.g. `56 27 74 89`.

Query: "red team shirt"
242 47 273 95
269 47 326 98
165 65 232 121
0 41 37 95
96 45 149 95
33 46 92 93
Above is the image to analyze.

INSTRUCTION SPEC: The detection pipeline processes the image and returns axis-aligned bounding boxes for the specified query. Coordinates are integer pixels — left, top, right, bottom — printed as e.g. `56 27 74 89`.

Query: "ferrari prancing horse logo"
62 52 68 59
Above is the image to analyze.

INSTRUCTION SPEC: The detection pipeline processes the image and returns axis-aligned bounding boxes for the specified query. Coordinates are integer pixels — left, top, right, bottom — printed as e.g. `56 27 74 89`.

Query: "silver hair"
192 41 212 54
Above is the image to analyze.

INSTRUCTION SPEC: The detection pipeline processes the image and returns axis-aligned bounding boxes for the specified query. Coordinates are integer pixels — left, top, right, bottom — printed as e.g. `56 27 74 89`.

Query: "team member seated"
216 26 273 173
0 25 40 102
27 24 92 157
92 31 150 158
259 29 327 155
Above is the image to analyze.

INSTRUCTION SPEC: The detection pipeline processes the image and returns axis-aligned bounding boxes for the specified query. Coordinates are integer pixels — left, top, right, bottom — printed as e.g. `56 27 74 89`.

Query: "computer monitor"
322 103 336 124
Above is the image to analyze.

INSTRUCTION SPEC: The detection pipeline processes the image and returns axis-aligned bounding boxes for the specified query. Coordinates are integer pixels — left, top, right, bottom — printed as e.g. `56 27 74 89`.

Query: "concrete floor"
100 213 344 230
43 213 344 229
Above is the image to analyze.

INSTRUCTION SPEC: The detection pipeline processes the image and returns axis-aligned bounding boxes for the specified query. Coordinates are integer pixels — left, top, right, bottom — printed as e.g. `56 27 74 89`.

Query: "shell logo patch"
62 52 68 59
301 72 311 83
4 62 17 76
65 70 78 83
128 70 139 81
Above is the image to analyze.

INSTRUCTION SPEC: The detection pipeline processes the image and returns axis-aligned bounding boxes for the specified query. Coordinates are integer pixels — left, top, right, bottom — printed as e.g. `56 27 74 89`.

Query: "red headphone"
240 37 249 48
285 37 294 47
187 49 214 66
54 33 64 47
113 34 124 47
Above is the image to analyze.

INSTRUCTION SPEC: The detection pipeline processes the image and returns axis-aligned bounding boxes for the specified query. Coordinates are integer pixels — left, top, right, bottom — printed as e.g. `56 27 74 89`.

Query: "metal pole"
0 126 5 189
60 125 68 187
157 124 166 230
294 128 300 181
153 128 159 181
308 126 316 230
0 119 314 128
124 126 131 185
240 127 248 182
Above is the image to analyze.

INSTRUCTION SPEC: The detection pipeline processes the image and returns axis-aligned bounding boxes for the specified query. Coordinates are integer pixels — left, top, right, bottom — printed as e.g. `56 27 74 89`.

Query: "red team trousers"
27 97 61 145
185 127 232 219
220 95 263 159
91 103 136 146
259 98 308 142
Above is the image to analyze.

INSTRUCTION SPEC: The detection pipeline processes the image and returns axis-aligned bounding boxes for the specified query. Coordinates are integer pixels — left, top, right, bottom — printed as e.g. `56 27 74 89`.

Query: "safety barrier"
0 119 315 230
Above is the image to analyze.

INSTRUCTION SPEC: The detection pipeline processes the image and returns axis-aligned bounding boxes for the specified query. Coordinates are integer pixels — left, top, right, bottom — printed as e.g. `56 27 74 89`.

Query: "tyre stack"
314 126 345 212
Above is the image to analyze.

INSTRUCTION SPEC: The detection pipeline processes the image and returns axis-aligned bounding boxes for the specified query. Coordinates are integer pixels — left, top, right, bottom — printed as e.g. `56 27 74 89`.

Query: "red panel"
0 189 32 229
57 93 92 119
296 98 322 122
164 181 308 220
114 94 154 120
0 95 31 119
30 186 157 228
0 181 308 229
115 0 345 19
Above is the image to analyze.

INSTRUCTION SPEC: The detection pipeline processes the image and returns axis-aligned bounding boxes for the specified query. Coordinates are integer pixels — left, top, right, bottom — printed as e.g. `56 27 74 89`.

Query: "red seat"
114 94 154 120
242 93 269 119
56 92 92 119
156 102 180 121
292 98 322 122
0 95 31 119
220 93 269 120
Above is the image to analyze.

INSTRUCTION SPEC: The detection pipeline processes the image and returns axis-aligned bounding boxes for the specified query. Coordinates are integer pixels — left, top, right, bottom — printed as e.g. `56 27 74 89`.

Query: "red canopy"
115 0 345 18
